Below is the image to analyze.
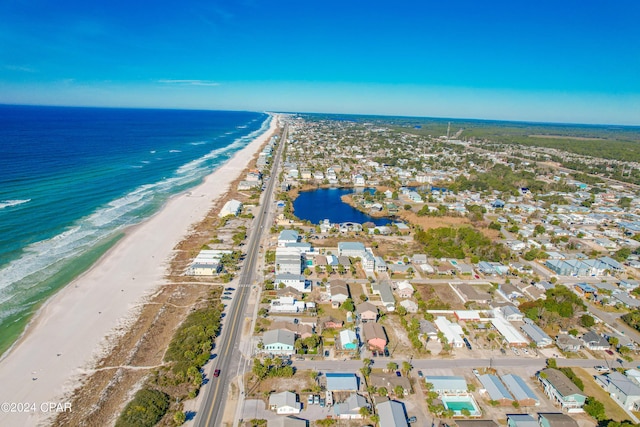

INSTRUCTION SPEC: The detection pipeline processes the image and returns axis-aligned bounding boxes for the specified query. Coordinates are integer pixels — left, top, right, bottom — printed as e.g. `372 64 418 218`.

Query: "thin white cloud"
4 65 36 73
157 79 220 87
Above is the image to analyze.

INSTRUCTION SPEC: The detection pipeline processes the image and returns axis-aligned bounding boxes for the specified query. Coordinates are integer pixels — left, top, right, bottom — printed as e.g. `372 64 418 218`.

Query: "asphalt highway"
194 123 287 427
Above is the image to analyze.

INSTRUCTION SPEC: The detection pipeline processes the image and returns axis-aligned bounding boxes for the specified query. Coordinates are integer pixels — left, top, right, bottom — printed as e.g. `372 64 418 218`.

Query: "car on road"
594 366 610 373
213 369 221 377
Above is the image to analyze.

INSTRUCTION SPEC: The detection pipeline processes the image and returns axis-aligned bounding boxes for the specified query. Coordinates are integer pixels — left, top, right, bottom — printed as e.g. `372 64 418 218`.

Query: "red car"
605 349 614 355
213 369 221 377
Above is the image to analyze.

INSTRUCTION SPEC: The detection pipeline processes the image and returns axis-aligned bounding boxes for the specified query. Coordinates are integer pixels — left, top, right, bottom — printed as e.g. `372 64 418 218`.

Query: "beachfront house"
219 199 242 217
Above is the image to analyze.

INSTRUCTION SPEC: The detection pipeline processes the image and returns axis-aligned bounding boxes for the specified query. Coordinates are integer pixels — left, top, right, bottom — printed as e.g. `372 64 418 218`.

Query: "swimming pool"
442 395 481 416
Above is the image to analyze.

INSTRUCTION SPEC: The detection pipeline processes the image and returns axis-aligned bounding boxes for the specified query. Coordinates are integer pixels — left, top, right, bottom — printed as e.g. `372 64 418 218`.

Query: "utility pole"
447 122 451 140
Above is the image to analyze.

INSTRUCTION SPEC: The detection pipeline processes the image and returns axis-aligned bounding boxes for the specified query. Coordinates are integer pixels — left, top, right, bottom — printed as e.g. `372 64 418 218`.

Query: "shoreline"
0 113 279 426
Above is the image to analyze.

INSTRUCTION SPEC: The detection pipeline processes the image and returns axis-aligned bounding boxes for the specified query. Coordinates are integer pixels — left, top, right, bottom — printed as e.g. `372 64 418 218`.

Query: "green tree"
173 411 186 426
584 396 606 421
387 362 398 372
341 298 355 312
580 314 595 328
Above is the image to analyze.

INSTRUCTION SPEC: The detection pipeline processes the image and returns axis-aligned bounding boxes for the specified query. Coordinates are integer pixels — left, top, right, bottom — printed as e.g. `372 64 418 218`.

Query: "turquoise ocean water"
0 105 270 356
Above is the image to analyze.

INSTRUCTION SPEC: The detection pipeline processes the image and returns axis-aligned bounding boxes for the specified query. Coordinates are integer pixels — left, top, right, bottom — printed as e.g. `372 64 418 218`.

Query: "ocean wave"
189 141 207 146
0 199 31 209
0 113 273 306
169 150 182 153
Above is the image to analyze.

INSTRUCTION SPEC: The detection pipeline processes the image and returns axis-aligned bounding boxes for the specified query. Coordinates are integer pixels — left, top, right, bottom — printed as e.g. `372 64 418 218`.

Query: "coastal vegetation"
115 388 170 427
520 286 586 329
414 226 510 261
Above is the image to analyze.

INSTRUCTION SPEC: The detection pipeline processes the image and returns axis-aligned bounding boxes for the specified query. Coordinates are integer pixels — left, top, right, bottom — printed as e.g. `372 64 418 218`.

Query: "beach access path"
0 114 279 426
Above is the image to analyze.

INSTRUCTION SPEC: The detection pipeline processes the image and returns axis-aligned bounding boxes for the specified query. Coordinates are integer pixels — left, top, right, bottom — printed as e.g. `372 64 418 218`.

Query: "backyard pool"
442 395 481 416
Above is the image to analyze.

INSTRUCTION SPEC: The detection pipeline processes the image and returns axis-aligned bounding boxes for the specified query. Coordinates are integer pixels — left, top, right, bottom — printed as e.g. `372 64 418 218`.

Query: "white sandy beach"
0 114 278 426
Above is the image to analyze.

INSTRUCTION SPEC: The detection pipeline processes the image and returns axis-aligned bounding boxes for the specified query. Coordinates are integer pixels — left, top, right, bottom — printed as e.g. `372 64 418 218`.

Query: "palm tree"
402 361 412 375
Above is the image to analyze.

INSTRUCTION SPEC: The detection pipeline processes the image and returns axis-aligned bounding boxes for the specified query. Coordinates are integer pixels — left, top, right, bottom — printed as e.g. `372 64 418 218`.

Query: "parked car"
319 398 325 407
606 349 614 355
307 395 314 405
222 296 232 300
408 416 417 423
472 369 480 377
395 371 401 377
384 348 390 357
225 287 235 291
314 395 320 404
417 370 423 378
594 365 610 373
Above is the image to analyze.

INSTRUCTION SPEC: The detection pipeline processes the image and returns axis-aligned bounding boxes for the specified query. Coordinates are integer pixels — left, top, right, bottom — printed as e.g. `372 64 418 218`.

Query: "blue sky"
1 0 639 124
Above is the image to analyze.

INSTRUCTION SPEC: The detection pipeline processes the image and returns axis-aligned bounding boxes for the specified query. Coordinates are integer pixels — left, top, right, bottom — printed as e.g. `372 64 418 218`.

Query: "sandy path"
0 114 278 426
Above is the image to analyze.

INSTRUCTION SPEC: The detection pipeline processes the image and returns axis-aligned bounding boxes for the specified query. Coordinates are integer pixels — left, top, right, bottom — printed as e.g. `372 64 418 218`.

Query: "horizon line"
1 102 639 129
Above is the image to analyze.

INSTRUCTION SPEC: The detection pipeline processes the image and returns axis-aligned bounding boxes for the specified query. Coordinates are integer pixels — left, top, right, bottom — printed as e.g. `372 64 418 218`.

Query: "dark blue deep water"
0 105 270 354
293 188 391 226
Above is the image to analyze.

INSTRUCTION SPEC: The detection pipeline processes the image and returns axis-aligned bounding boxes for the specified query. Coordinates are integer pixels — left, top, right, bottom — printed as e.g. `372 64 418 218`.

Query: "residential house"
267 416 308 427
520 319 553 347
338 329 358 351
555 334 582 353
270 321 314 340
376 400 408 427
582 331 610 351
434 316 465 348
501 374 540 407
338 241 367 258
538 413 579 427
269 391 302 414
478 374 514 406
537 368 587 411
219 199 242 217
500 305 524 322
424 376 468 395
269 297 306 314
320 317 343 330
371 282 396 311
396 280 415 298
329 280 350 307
595 371 640 410
369 373 412 397
262 329 296 356
325 373 359 391
419 320 439 341
356 302 378 323
275 273 306 292
399 299 418 313
333 393 369 419
278 229 299 247
506 414 537 427
363 322 387 351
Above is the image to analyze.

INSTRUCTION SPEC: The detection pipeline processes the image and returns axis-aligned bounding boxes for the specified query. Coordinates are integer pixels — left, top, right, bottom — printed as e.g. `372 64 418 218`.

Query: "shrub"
116 388 169 427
